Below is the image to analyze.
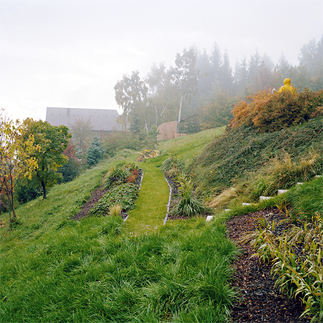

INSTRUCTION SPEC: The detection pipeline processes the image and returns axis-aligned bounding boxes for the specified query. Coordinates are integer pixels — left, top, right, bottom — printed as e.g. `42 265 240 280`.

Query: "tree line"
114 35 323 133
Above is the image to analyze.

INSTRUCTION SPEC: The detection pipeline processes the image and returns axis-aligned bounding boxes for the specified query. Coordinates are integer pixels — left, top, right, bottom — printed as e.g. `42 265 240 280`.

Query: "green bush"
15 178 42 204
57 157 81 184
171 177 211 217
245 151 322 200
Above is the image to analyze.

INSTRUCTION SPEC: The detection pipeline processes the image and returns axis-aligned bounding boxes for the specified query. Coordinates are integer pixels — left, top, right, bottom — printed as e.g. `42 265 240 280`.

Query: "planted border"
88 163 142 218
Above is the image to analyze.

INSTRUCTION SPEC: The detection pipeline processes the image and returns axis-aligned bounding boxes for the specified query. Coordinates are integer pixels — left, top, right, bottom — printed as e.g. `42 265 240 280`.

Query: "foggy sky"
1 0 322 121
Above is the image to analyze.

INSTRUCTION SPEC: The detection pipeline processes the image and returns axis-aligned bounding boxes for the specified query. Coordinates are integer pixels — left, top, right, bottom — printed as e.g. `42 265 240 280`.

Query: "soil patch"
227 208 310 322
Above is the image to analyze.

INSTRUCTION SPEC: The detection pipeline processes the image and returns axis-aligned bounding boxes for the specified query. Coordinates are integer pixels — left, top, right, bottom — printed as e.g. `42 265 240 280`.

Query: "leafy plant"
171 176 211 217
242 214 323 321
89 183 139 217
104 163 139 189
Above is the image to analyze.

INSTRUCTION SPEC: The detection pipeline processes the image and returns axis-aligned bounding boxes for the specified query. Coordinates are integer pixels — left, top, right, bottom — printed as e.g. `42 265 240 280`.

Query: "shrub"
161 155 185 178
171 177 211 217
230 89 323 133
57 157 81 184
244 150 322 199
15 178 42 204
86 137 104 167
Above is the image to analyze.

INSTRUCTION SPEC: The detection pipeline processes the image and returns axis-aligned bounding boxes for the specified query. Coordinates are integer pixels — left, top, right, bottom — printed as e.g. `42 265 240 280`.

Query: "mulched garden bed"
227 208 310 322
72 169 143 221
164 174 185 220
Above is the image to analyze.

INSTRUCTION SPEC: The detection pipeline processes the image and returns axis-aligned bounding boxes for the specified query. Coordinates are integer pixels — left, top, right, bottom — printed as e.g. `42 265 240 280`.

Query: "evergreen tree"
234 56 248 94
86 137 104 168
218 50 234 93
248 50 262 87
210 42 222 84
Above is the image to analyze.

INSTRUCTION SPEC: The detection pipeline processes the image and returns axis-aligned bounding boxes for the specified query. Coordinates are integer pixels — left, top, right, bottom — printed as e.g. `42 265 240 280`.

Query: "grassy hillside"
0 133 237 322
157 126 225 163
193 117 323 202
0 118 322 321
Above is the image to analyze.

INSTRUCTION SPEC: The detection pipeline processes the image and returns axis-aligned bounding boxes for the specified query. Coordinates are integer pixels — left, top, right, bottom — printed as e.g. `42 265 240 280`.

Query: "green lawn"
157 127 225 163
125 160 170 235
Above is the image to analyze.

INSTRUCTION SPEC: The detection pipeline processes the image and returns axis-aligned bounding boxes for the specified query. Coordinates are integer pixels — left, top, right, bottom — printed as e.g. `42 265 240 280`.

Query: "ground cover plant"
89 183 139 217
194 116 323 198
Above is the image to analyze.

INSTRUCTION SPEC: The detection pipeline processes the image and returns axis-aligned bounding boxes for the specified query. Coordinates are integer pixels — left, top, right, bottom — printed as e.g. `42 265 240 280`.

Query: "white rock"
206 215 214 222
242 203 252 206
259 196 273 202
277 189 288 195
296 182 303 185
225 209 231 212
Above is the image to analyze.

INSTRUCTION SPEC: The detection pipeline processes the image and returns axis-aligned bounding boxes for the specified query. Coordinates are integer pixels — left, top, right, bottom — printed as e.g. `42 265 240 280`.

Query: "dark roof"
46 107 122 131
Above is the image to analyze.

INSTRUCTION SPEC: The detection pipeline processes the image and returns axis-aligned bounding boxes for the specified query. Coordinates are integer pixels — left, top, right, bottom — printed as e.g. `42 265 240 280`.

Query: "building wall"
157 121 186 140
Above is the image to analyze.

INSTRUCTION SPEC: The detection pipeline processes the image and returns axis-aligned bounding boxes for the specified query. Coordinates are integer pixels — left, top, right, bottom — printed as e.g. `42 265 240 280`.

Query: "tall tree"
277 54 291 77
172 47 198 122
146 63 177 126
0 113 38 223
218 50 234 93
298 35 323 89
210 42 222 85
114 71 148 131
248 50 262 87
196 49 213 96
23 119 71 199
234 56 248 94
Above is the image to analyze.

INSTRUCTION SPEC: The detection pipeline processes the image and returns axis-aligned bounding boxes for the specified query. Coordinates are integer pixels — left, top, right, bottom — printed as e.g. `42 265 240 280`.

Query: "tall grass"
0 215 238 322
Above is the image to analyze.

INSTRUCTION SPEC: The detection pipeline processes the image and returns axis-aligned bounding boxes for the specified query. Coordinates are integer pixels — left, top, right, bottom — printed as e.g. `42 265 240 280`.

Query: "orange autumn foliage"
229 89 323 133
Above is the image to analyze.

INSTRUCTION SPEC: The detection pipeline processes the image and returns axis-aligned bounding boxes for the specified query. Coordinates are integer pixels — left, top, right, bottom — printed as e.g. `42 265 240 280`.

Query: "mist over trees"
115 35 323 133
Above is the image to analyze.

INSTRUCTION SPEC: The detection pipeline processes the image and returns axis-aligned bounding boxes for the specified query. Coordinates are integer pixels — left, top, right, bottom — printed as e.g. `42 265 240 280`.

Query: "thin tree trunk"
41 180 47 199
178 96 183 124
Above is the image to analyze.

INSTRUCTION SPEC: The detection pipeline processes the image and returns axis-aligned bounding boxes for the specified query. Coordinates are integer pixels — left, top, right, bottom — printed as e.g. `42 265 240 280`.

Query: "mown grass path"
125 160 169 235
